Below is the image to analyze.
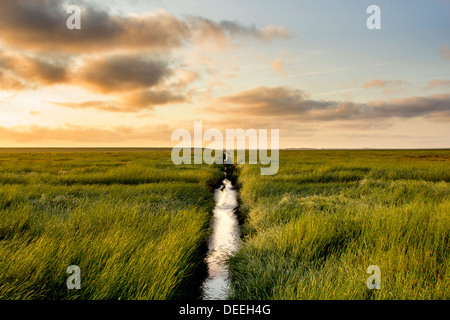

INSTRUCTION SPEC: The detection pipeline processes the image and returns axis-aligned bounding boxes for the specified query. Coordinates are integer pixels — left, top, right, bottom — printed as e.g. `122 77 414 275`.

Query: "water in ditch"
202 175 240 300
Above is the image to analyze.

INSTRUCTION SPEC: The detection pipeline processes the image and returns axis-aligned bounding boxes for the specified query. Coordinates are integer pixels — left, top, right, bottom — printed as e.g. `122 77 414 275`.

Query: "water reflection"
202 179 240 300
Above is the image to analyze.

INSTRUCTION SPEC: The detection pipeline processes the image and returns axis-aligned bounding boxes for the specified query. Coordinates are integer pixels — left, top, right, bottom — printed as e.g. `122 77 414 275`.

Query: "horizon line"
0 147 449 151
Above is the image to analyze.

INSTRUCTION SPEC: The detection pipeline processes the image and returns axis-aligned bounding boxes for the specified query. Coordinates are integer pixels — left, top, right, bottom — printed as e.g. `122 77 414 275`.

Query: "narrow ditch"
201 154 241 300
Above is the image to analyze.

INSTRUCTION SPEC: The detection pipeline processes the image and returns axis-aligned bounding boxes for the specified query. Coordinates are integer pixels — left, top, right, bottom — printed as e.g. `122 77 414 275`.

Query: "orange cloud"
0 71 27 91
0 123 174 143
271 58 285 75
363 79 409 94
77 55 171 93
0 1 288 53
122 90 187 110
0 51 69 89
426 79 450 90
259 25 290 41
0 1 289 113
215 86 450 122
50 88 188 112
439 45 450 60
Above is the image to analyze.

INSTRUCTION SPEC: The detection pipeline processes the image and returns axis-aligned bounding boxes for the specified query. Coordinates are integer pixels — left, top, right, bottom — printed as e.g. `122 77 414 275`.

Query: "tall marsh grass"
0 151 223 299
229 150 450 299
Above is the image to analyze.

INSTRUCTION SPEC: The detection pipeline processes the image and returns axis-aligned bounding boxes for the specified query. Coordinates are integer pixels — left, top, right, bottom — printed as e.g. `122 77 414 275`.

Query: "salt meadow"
0 149 449 299
0 150 222 299
228 150 450 299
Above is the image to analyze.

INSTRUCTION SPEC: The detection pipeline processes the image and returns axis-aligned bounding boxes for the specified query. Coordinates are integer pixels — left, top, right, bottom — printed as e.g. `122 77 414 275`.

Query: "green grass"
228 150 450 299
1 149 449 300
0 151 223 299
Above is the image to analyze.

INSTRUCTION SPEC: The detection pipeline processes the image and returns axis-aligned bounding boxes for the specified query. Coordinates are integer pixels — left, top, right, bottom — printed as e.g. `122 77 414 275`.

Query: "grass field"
0 151 223 299
229 150 450 299
0 149 449 300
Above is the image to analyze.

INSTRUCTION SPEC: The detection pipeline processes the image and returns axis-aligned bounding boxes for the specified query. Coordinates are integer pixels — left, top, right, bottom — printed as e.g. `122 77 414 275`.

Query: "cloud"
49 100 123 112
0 123 173 143
218 21 288 41
426 78 450 90
0 71 27 91
363 79 407 88
216 86 450 122
0 1 288 53
0 49 193 109
24 56 69 84
122 90 187 110
48 54 196 111
172 69 199 88
259 25 290 40
271 58 285 75
439 45 450 60
77 55 171 93
0 1 187 53
0 1 288 111
363 79 409 94
50 88 188 112
0 51 69 89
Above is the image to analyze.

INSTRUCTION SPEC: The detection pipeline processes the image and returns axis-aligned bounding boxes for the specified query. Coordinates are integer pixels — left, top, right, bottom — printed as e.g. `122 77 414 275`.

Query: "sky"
0 0 449 148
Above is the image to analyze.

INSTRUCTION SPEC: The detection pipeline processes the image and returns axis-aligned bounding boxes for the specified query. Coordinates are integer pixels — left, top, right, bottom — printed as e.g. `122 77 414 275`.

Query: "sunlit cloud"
215 86 450 122
76 55 171 93
0 1 287 53
363 79 410 94
439 45 450 60
0 50 69 89
271 58 285 75
426 79 450 90
0 123 173 143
